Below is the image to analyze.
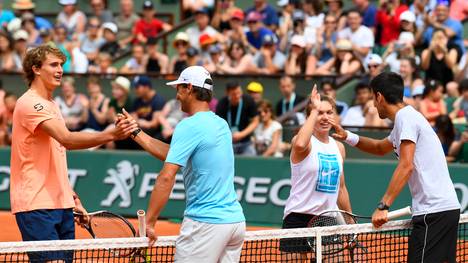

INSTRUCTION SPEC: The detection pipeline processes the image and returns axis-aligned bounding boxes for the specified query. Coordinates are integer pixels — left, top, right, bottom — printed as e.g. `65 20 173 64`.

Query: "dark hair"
459 79 468 93
369 72 404 104
400 57 420 79
227 40 246 60
423 79 443 98
192 85 213 102
304 0 323 14
347 8 361 17
321 81 336 91
226 81 240 91
435 114 455 148
354 81 370 93
257 100 275 119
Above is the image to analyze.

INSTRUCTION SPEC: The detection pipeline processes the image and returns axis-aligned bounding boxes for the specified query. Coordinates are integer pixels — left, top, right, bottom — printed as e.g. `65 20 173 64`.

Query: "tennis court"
0 214 467 262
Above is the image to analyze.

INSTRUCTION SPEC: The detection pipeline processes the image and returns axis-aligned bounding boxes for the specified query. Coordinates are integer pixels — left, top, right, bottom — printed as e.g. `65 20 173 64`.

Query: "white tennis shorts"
174 217 246 263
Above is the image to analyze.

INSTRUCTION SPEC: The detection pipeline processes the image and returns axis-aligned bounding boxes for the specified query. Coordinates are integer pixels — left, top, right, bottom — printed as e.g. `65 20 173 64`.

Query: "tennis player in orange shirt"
10 44 137 262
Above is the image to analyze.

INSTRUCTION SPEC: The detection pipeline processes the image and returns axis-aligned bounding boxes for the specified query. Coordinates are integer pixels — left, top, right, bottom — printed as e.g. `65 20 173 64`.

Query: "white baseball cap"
291 35 306 48
166 66 213 90
112 76 131 93
399 10 416 23
397 31 415 45
59 0 77 5
365 53 383 66
13 29 29 41
102 22 118 34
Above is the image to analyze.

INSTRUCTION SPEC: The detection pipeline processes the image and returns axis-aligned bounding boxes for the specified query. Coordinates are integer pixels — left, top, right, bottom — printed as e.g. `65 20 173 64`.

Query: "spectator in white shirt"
338 9 374 60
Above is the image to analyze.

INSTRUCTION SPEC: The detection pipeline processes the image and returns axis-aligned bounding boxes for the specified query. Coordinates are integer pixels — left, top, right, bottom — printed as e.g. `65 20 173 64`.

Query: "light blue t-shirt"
165 111 245 224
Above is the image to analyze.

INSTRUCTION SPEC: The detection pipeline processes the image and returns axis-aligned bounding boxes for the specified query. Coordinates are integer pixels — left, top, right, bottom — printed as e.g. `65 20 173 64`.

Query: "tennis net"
0 214 467 262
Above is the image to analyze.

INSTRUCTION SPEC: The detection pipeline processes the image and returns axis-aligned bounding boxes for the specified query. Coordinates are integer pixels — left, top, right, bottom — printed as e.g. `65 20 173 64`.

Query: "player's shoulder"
16 91 49 113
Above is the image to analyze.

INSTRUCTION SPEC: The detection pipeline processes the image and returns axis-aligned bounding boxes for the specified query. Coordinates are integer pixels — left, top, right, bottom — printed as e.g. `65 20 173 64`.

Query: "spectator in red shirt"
376 0 408 47
133 0 172 44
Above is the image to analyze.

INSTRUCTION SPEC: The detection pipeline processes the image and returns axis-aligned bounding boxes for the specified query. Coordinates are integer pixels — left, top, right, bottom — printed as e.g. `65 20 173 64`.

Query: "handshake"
111 108 141 141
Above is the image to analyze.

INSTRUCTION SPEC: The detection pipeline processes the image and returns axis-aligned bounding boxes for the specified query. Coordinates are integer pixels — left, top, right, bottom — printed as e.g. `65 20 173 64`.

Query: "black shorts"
407 209 460 263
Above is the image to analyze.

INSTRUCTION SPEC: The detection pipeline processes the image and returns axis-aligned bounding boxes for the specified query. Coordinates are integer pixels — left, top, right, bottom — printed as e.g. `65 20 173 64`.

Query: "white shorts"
174 217 246 263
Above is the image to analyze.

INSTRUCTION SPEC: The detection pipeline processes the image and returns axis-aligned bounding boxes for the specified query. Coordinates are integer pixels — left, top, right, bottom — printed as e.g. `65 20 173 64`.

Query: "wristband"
131 128 142 139
345 130 359 146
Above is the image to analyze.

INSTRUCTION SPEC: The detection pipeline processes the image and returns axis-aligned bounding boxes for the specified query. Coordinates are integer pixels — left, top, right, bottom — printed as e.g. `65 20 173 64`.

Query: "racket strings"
89 214 135 238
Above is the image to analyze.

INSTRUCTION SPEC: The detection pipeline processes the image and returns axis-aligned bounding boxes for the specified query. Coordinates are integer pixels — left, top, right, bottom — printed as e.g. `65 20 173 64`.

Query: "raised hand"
309 84 321 111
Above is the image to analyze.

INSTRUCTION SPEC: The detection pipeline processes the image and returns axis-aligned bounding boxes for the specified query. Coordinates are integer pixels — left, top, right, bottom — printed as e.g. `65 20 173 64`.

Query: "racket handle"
137 210 146 238
388 206 412 220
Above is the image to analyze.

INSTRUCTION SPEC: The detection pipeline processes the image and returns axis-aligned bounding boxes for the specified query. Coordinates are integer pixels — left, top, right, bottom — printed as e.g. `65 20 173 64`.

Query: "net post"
316 232 322 263
137 210 146 238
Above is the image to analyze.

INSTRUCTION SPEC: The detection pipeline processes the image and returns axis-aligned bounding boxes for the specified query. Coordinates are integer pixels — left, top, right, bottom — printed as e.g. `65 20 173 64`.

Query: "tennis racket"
307 206 412 257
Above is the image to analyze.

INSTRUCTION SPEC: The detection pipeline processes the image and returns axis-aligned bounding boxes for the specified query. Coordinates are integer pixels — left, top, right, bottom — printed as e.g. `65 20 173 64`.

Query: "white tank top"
283 136 343 218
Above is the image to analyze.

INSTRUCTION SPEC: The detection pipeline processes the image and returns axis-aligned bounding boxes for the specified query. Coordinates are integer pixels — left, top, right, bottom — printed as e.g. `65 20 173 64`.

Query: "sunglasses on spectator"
368 64 379 69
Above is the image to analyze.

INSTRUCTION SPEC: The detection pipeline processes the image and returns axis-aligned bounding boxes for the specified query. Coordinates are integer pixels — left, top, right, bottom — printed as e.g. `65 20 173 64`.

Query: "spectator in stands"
382 31 418 73
246 81 264 104
341 82 373 127
0 1 14 29
217 40 256 74
216 81 259 156
186 7 221 50
423 1 465 56
204 44 225 73
79 17 105 64
285 35 315 75
316 14 338 66
224 9 249 48
449 79 468 123
88 52 117 74
186 46 203 67
158 98 186 142
364 54 384 81
39 28 53 44
54 76 88 131
279 10 307 52
409 0 436 30
338 9 374 60
182 0 214 18
12 29 28 70
447 129 468 162
0 92 15 146
325 0 346 30
170 32 190 74
106 76 134 150
198 33 217 60
56 0 86 40
146 37 169 74
254 100 283 157
133 0 172 45
321 81 348 119
445 81 460 114
303 0 325 37
11 0 51 30
98 22 121 59
131 75 166 139
0 30 19 72
115 0 139 49
253 34 286 74
316 39 364 76
120 44 146 74
84 77 109 132
53 25 72 72
450 0 468 21
245 11 274 51
90 0 113 24
399 57 424 103
245 0 279 31
421 29 457 86
353 0 378 31
419 79 447 126
210 0 241 32
399 10 419 38
276 76 306 126
434 114 457 160
21 12 40 47
375 0 408 48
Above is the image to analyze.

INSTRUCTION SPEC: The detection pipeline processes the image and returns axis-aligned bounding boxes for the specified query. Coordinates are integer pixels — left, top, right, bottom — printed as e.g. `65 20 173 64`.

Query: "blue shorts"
15 208 75 262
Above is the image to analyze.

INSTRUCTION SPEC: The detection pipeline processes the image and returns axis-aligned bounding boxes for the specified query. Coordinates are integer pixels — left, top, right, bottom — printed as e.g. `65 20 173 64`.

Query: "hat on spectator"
12 0 35 10
399 10 416 23
39 28 51 36
112 76 131 93
436 0 450 7
291 35 306 48
230 9 244 21
262 34 278 46
173 32 189 47
186 47 199 57
58 0 76 5
365 54 382 67
208 44 222 54
199 33 216 47
246 82 263 93
412 85 425 97
133 75 152 88
277 0 289 7
142 0 153 9
166 66 213 91
7 18 22 32
194 7 210 15
102 22 118 34
21 12 35 22
292 10 305 21
246 11 263 22
397 31 415 45
335 39 353 51
13 29 28 41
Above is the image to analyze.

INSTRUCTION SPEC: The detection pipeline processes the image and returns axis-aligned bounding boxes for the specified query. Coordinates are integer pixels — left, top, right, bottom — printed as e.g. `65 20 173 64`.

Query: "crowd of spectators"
0 0 467 161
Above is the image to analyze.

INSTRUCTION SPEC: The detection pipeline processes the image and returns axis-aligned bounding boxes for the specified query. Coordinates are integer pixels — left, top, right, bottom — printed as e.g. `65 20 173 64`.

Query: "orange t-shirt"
10 89 74 214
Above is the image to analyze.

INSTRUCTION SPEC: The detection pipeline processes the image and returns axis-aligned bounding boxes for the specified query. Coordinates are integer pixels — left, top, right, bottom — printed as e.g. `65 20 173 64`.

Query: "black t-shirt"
215 94 258 143
99 41 121 58
146 58 162 73
275 93 306 125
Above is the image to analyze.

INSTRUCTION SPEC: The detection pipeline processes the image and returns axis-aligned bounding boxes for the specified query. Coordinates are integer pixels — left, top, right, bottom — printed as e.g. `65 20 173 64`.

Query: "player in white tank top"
283 86 352 221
